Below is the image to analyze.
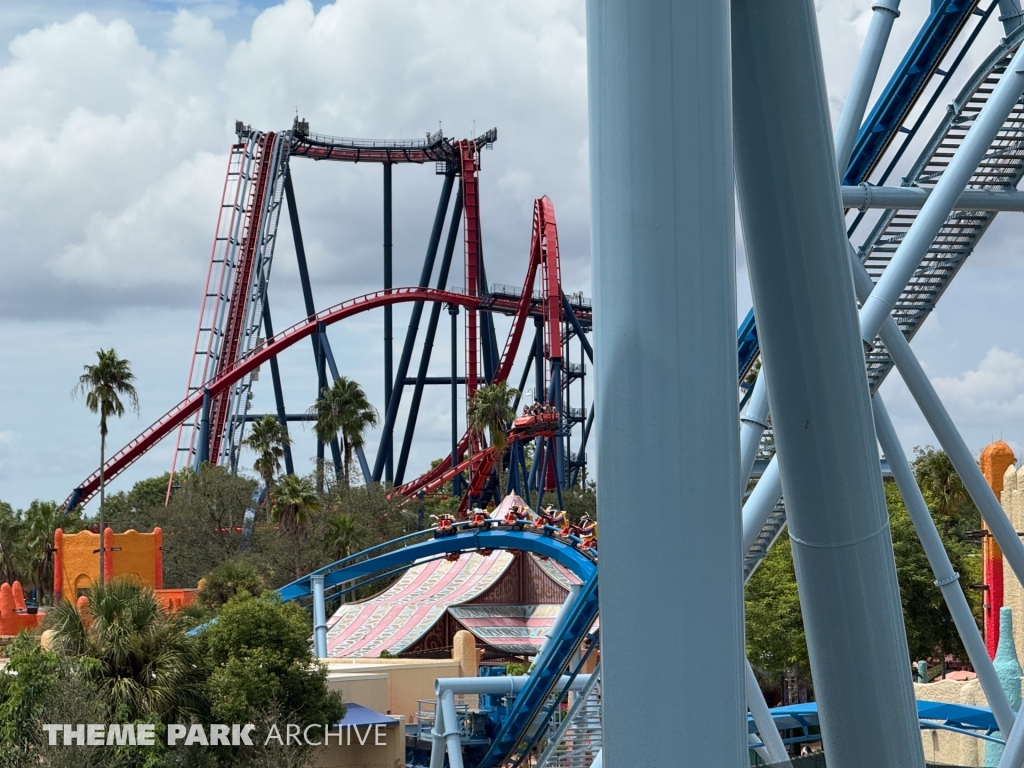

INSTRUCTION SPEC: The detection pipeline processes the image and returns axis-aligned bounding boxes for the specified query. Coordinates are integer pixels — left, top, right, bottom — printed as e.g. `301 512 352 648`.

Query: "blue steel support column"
395 187 464 484
311 574 327 659
477 256 499 384
315 328 327 478
732 1 924 765
195 388 212 469
587 0 744 765
262 300 295 476
383 163 394 484
449 304 461 498
374 174 455 481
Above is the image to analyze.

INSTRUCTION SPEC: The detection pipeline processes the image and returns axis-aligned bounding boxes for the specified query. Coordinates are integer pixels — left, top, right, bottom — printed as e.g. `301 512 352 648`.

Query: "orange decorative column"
53 529 63 603
981 441 1016 658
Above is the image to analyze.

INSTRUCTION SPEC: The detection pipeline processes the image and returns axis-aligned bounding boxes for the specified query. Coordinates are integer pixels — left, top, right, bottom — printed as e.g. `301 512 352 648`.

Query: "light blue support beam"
745 658 791 766
842 185 1024 211
859 41 1024 343
872 394 1015 735
834 0 901 172
586 0 744 765
999 0 1024 35
311 574 327 659
742 458 781 552
732 1 925 766
439 689 465 768
739 375 769 487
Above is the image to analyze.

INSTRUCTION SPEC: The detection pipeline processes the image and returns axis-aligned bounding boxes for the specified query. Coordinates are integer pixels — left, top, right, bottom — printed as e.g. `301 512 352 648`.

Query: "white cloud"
0 0 1020 508
931 347 1024 426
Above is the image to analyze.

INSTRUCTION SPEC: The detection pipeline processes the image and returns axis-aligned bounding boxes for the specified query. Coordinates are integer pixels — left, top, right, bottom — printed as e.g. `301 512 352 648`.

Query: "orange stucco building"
0 580 42 636
54 527 164 603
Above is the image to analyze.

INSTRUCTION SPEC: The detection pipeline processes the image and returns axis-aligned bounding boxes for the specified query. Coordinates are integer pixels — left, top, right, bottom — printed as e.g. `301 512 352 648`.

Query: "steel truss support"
858 40 1024 343
841 184 1024 211
834 0 901 172
373 173 456 482
873 394 1015 735
394 187 465 485
450 304 461 497
383 163 394 483
733 1 924 766
587 1 744 767
285 171 345 482
261 300 295 475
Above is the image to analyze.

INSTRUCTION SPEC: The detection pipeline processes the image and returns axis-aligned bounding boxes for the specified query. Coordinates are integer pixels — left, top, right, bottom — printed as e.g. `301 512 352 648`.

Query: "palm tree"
467 381 519 496
45 577 206 720
72 349 139 586
272 473 320 578
242 415 291 501
0 505 26 585
328 513 366 561
913 447 974 534
310 377 379 500
23 500 65 604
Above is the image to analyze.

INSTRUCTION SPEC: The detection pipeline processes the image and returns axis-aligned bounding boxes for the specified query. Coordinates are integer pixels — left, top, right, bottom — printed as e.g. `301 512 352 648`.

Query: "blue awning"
337 703 400 727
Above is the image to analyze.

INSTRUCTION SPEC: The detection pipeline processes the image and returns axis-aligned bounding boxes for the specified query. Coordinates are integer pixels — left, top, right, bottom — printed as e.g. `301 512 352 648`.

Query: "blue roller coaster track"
275 523 598 768
737 0 989 380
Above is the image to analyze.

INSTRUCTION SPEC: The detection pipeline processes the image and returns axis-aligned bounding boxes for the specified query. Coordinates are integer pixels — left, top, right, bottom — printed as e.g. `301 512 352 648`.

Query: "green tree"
745 532 808 685
327 512 366 561
243 415 292 502
467 381 519 494
72 349 140 585
913 446 979 535
23 500 81 604
272 474 320 578
887 479 981 658
745 477 984 688
201 592 344 727
44 577 207 721
310 376 378 499
0 503 25 584
197 558 267 610
159 465 258 589
0 634 107 768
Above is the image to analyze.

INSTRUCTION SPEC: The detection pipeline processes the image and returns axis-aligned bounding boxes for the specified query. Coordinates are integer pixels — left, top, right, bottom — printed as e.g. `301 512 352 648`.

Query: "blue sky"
1 0 1023 511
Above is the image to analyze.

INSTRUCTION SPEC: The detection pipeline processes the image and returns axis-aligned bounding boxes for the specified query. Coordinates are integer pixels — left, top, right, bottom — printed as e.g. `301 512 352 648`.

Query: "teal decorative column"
986 607 1022 766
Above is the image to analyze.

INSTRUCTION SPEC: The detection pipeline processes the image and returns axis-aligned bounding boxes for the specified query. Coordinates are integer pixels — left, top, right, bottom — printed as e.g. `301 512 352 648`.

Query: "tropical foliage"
242 415 292 502
45 578 207 721
0 501 83 603
467 381 519 492
746 451 982 701
1 579 344 768
309 376 378 495
72 348 139 585
272 474 321 578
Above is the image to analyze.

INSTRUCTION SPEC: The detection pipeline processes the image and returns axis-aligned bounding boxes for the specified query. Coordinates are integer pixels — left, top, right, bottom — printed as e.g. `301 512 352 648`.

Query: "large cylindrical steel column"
586 1 744 765
732 1 924 766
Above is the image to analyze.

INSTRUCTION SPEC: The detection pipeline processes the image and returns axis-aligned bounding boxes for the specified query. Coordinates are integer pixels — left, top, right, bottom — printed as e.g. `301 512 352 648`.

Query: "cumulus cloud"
932 347 1024 427
0 0 1021 508
0 1 591 321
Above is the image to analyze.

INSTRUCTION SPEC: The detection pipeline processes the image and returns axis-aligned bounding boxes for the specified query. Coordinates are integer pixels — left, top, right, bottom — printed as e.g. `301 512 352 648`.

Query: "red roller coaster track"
65 194 569 511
